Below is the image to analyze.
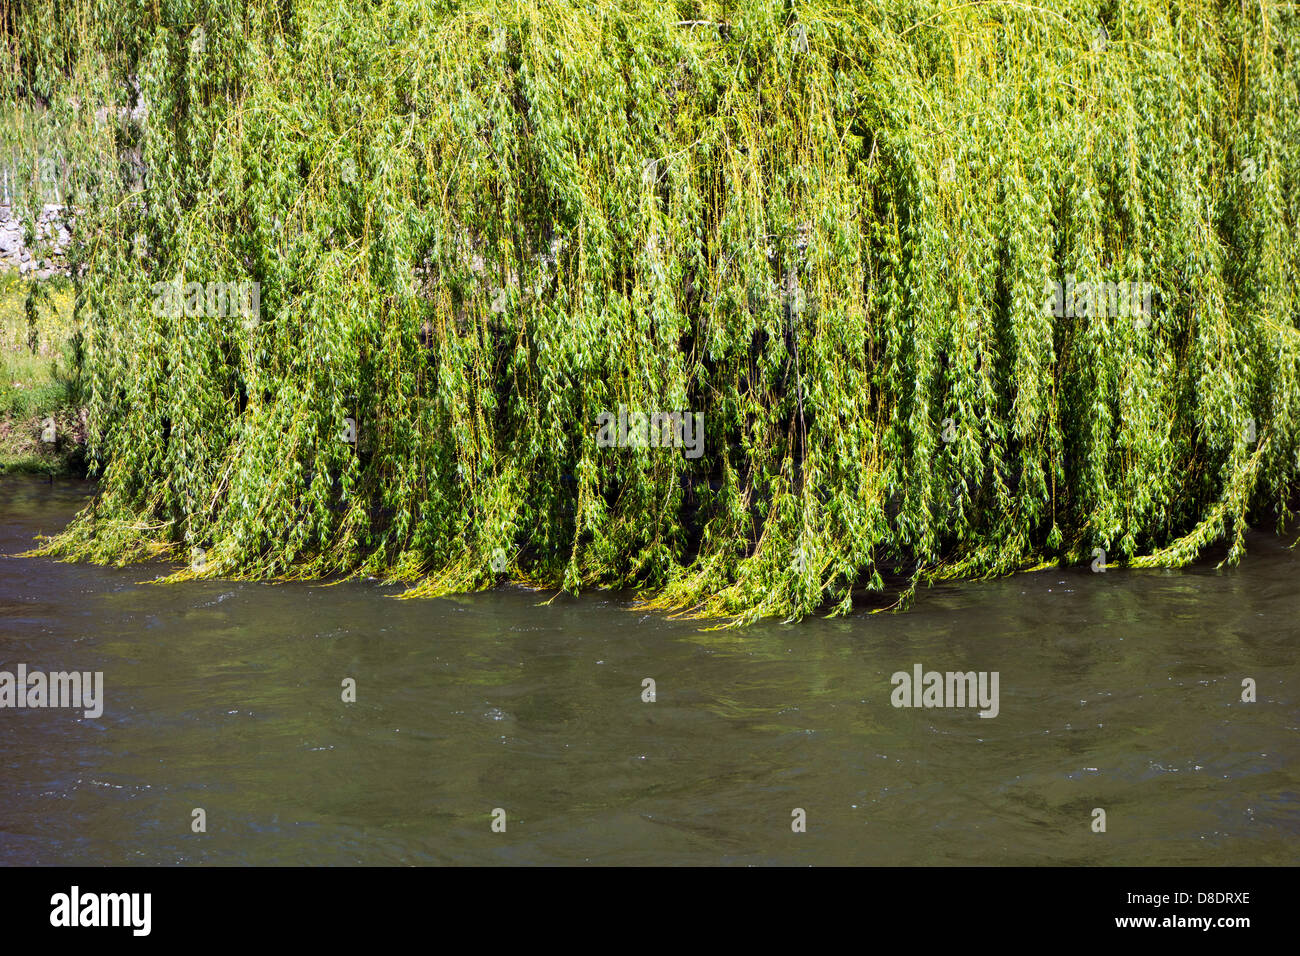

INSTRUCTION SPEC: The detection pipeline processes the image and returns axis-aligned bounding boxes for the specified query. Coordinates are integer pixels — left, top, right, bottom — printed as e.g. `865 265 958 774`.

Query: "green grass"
0 270 86 474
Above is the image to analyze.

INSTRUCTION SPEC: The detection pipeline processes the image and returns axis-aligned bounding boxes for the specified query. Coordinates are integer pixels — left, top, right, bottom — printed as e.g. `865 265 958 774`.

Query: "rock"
0 202 75 274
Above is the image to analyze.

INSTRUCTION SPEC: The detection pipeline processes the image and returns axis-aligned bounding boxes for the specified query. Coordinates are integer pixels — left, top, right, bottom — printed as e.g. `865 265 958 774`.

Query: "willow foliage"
8 0 1300 623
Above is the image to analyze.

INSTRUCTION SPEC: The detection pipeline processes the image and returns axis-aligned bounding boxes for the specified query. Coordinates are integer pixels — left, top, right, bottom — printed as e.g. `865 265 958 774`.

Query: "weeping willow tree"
6 0 1300 624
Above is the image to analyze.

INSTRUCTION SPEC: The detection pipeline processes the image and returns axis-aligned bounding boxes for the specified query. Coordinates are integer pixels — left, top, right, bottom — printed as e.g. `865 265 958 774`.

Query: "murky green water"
1 477 1296 865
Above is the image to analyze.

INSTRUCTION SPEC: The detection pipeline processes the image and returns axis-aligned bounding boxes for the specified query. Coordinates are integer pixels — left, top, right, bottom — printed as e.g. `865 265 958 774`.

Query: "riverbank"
0 271 87 476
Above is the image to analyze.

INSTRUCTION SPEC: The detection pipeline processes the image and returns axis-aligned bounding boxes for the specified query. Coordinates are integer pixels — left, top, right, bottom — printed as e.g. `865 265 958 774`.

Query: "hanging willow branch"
8 0 1300 625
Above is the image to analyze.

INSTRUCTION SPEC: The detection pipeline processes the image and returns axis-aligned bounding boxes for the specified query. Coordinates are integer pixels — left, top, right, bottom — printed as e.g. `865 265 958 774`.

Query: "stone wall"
0 203 73 278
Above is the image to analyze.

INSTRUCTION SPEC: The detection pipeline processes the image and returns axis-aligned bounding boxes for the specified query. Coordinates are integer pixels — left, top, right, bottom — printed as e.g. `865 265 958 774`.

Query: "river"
1 477 1296 864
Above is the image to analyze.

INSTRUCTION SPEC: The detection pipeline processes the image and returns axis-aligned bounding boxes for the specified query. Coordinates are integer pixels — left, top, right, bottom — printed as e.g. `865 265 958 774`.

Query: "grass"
0 270 86 475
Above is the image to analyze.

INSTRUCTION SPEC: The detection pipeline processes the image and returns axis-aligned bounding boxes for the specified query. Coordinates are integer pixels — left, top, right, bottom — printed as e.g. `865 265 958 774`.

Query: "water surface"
1 477 1296 865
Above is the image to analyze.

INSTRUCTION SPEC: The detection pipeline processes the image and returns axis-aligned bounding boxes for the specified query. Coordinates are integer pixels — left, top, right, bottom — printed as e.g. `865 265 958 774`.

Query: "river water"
1 477 1296 865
